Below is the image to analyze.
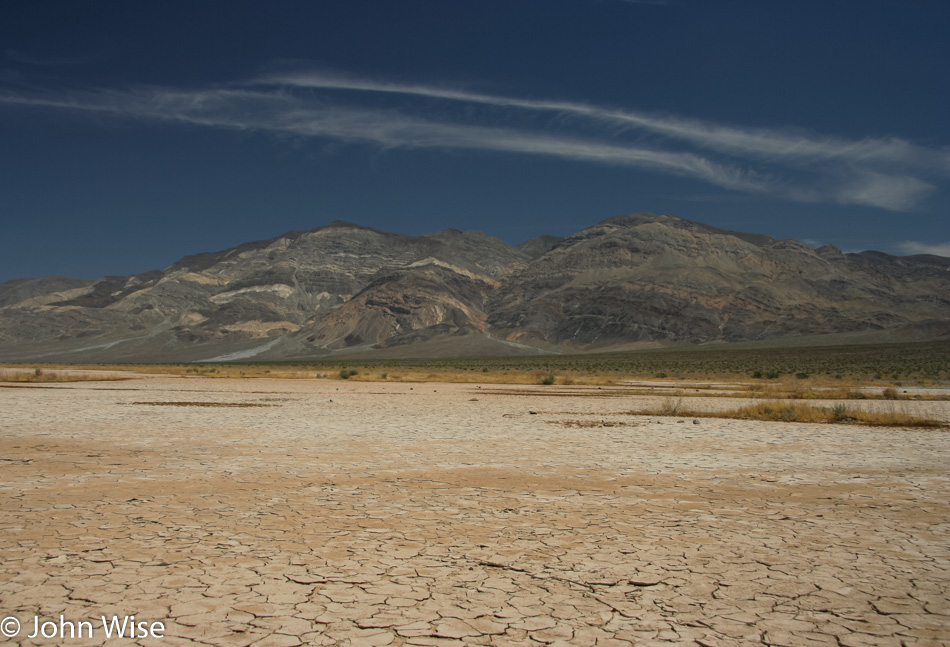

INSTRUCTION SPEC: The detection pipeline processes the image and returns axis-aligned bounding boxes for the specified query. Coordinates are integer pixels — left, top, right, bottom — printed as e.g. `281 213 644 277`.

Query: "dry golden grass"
704 383 949 401
0 368 129 383
628 398 947 428
1 353 946 397
3 363 946 399
4 364 320 381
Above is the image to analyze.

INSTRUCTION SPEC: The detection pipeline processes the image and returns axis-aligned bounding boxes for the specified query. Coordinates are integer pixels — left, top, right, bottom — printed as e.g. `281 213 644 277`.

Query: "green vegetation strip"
244 340 950 382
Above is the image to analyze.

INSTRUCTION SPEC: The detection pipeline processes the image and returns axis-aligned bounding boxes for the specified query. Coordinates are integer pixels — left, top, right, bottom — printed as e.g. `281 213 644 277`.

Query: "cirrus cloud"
897 241 950 257
1 69 947 212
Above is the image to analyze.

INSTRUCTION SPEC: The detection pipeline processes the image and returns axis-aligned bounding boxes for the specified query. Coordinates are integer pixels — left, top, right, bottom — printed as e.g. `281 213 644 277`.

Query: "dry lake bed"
1 375 948 646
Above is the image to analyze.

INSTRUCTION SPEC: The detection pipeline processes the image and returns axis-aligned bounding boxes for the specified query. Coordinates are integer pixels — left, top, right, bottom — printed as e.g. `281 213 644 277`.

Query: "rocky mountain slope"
489 213 950 346
1 213 948 362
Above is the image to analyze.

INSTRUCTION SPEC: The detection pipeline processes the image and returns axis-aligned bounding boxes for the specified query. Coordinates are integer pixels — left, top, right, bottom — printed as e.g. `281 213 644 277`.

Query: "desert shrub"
779 406 799 421
660 397 683 415
339 369 357 379
540 374 556 385
831 404 850 421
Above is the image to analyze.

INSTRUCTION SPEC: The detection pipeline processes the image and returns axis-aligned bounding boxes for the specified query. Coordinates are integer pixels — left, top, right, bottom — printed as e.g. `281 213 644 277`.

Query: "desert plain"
0 372 948 646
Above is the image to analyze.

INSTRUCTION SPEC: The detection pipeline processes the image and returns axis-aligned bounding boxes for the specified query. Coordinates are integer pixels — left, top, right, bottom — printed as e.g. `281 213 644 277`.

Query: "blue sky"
1 0 948 282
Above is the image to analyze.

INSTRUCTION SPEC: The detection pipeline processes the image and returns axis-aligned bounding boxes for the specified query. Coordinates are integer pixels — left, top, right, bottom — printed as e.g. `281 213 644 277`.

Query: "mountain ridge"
1 213 948 362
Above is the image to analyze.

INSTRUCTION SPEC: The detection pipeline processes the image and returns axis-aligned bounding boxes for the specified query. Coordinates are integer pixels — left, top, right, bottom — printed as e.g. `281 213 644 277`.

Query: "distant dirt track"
1 376 948 645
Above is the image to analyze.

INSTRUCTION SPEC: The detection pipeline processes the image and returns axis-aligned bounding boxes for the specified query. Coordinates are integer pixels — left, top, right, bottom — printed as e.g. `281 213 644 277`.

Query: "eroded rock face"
0 276 94 308
298 259 498 352
1 213 948 361
0 221 528 361
488 213 950 346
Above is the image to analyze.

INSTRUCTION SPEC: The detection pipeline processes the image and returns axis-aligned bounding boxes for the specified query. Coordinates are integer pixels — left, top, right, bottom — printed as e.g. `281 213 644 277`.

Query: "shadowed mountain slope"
488 213 950 347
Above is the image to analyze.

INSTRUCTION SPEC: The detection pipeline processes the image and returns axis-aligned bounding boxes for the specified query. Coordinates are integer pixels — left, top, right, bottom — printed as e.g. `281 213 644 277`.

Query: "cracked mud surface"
1 377 948 646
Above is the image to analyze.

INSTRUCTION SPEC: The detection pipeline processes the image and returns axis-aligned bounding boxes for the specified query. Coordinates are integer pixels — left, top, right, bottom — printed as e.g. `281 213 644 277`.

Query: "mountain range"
1 212 948 362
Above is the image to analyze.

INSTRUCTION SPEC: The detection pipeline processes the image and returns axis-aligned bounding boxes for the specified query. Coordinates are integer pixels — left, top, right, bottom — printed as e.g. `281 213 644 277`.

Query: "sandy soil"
0 376 948 646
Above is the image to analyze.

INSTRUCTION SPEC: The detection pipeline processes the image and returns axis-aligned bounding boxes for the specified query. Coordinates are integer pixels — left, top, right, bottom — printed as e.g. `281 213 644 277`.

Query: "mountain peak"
325 219 370 230
598 212 666 227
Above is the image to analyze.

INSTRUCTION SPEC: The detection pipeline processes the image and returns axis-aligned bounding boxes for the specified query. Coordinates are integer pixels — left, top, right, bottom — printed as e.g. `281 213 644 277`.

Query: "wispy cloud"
897 240 950 257
251 72 950 175
0 84 769 193
1 69 947 211
833 172 935 211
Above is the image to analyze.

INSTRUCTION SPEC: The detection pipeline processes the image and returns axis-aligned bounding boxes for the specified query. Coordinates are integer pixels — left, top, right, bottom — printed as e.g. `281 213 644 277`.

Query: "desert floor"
0 375 948 646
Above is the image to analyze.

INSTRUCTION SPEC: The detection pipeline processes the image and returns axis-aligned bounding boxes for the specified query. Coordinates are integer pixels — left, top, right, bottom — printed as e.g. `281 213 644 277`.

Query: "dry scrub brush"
628 400 947 428
0 368 129 383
